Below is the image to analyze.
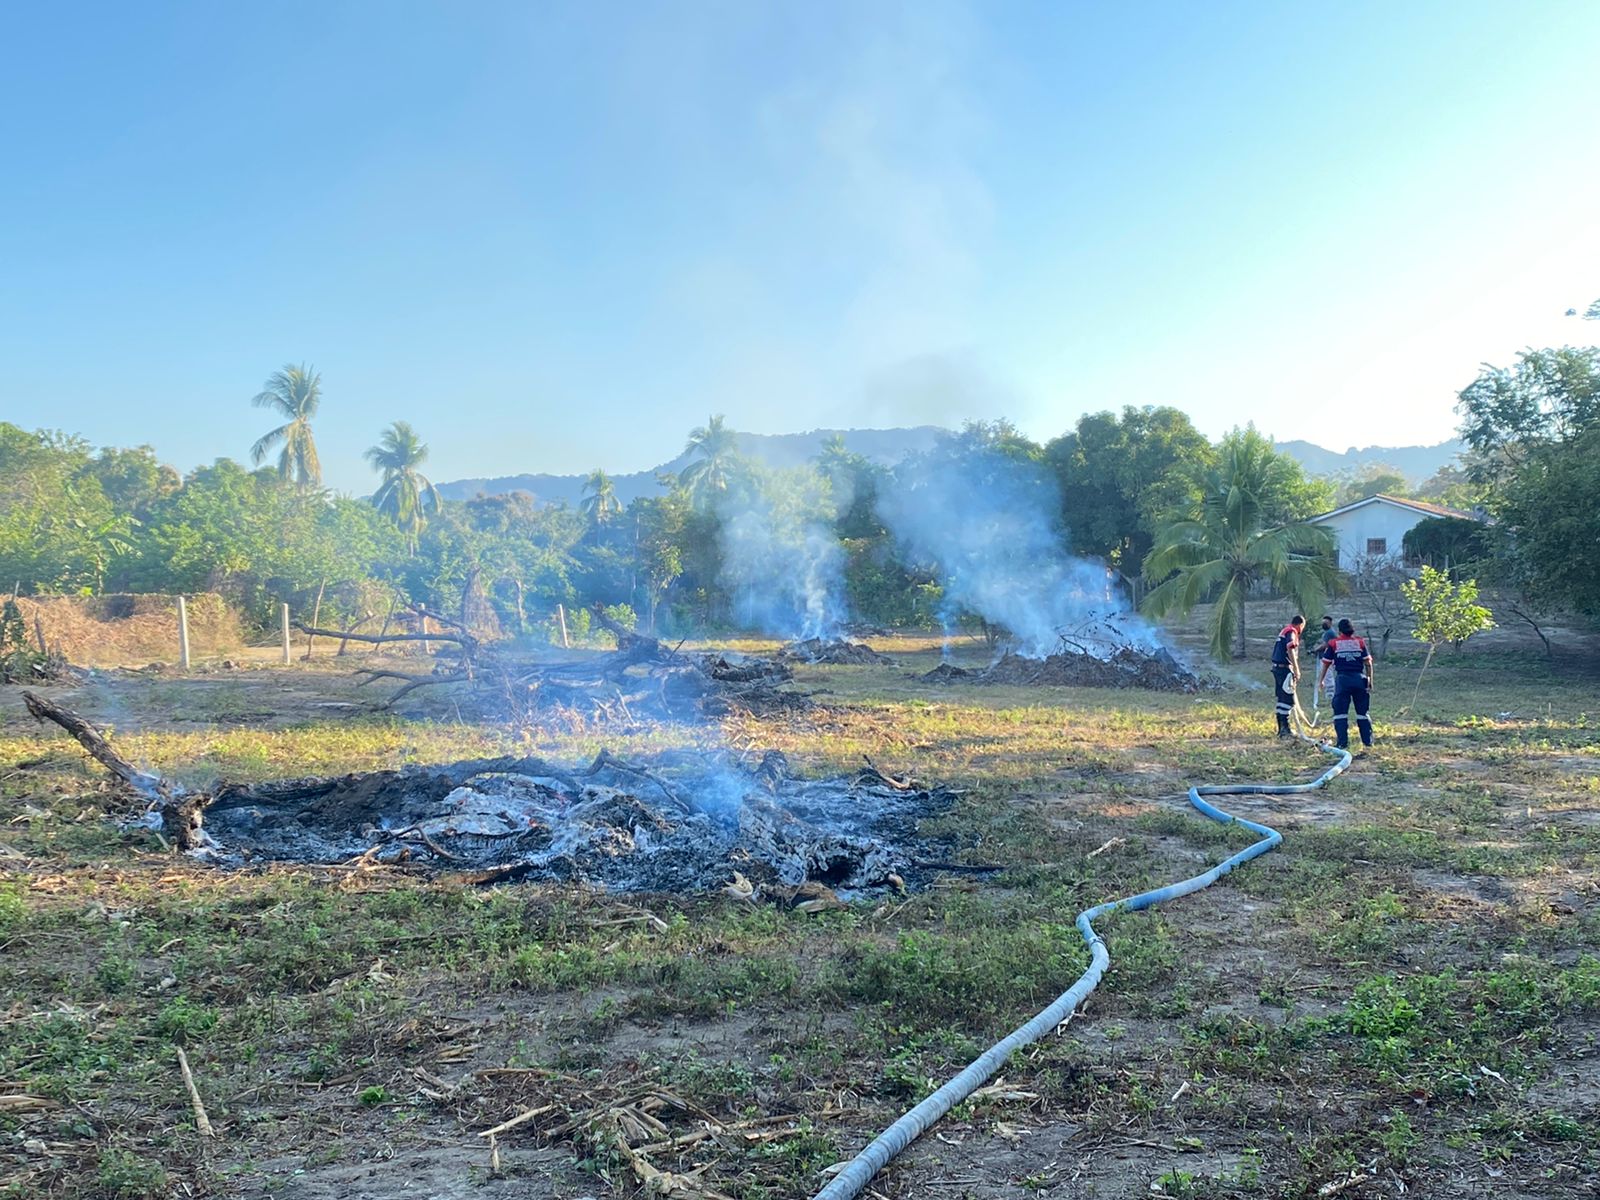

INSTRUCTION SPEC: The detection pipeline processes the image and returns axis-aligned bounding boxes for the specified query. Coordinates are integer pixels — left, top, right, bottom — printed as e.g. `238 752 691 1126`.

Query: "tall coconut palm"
365 421 441 555
679 415 742 508
579 469 623 529
250 364 324 488
1141 440 1338 660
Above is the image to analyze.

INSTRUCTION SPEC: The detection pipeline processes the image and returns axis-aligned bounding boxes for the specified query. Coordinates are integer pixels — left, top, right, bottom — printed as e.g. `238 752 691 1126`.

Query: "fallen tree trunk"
21 692 206 848
22 691 167 798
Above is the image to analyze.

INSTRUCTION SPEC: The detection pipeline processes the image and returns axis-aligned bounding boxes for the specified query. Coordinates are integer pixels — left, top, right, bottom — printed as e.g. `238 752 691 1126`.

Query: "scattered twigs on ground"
457 1066 851 1200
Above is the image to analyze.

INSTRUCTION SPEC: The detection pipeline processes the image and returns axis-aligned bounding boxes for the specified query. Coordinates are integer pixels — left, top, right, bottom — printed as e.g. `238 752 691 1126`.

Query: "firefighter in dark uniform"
1317 618 1374 750
1270 615 1304 737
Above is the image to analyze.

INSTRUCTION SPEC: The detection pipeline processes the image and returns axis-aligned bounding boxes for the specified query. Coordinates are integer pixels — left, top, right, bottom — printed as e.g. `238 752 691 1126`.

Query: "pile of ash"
778 637 896 666
923 643 1207 693
501 630 811 722
199 752 957 898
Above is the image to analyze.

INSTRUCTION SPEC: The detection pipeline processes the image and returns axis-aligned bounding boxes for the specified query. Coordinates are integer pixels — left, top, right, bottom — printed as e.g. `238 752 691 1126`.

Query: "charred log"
21 692 206 848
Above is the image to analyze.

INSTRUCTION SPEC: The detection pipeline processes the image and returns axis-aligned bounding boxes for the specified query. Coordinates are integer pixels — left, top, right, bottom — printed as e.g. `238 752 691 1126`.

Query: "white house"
1307 494 1483 573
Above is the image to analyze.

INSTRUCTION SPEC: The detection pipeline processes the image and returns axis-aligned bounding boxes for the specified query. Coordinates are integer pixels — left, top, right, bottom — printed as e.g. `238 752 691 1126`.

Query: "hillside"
437 427 1464 504
1273 437 1465 482
436 426 946 504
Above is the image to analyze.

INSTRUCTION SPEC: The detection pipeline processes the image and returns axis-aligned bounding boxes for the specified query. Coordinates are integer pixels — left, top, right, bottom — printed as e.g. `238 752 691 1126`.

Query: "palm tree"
679 415 742 508
365 421 441 555
579 469 623 529
1141 439 1338 660
250 364 324 488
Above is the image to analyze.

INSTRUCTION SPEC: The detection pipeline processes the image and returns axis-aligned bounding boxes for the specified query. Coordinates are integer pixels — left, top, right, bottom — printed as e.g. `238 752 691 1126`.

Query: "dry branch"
352 668 471 706
294 623 474 650
176 1047 215 1139
21 692 207 848
21 691 167 798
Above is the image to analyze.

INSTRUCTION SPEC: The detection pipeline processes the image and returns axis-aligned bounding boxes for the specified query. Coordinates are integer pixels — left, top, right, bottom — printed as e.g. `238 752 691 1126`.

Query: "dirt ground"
2 605 1598 1199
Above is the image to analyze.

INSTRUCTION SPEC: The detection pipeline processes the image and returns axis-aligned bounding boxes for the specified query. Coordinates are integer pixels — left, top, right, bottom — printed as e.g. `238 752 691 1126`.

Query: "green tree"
365 421 440 555
0 425 126 593
249 363 324 488
631 492 688 631
678 415 744 509
1046 406 1214 570
1492 422 1600 615
128 459 402 622
1456 338 1599 614
1215 427 1335 526
1401 516 1493 573
1414 462 1488 512
91 445 180 517
1336 463 1409 507
1457 346 1600 480
444 493 581 635
1401 566 1494 709
579 469 623 530
1141 435 1338 660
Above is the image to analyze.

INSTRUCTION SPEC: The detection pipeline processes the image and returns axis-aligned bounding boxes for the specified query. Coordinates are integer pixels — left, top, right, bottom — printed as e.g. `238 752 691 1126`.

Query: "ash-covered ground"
199 752 956 898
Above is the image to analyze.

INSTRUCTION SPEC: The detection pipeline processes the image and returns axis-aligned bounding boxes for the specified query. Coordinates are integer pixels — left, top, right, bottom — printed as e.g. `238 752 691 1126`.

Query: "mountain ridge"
436 427 1464 506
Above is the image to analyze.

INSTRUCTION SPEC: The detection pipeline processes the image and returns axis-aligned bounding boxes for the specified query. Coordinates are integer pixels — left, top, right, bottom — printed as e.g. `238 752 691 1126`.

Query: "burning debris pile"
200 751 953 896
923 620 1209 694
924 645 1204 692
778 637 896 666
19 694 959 900
505 625 810 722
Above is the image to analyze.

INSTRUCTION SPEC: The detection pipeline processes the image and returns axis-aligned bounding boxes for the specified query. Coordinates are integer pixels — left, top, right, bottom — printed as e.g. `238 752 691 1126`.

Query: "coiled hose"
813 684 1350 1200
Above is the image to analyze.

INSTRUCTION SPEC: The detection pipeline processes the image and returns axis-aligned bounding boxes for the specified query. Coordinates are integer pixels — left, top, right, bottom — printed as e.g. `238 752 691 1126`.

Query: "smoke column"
716 468 847 640
875 443 1154 659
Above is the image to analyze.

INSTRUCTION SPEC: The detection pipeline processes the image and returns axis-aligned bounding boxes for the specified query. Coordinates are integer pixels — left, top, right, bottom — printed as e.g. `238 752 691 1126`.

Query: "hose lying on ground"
813 686 1350 1200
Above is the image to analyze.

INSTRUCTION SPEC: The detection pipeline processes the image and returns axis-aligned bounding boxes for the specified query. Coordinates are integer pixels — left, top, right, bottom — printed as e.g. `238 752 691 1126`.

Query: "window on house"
1366 538 1387 556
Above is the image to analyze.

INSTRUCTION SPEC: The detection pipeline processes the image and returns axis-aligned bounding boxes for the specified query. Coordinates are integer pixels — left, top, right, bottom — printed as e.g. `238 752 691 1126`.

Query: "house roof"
1308 493 1481 524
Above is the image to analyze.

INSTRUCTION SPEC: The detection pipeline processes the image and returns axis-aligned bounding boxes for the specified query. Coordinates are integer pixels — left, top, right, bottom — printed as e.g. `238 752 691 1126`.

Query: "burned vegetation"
23 693 959 904
297 606 816 721
778 637 897 666
923 643 1206 692
922 619 1210 693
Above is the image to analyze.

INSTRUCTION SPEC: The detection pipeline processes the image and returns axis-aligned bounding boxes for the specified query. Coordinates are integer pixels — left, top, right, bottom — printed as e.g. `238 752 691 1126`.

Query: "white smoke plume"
875 440 1156 659
715 466 847 640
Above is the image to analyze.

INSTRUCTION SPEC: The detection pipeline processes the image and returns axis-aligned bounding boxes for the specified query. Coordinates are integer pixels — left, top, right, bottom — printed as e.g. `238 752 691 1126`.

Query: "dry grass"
1 623 1599 1199
13 594 243 666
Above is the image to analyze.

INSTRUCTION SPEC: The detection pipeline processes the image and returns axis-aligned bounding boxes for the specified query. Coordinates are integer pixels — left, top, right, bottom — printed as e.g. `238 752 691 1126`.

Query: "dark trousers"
1332 675 1372 748
1272 666 1293 734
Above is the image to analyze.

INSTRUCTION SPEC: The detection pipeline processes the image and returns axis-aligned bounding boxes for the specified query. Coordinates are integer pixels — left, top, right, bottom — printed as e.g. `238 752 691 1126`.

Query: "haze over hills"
1271 438 1468 482
436 427 948 506
436 427 1465 506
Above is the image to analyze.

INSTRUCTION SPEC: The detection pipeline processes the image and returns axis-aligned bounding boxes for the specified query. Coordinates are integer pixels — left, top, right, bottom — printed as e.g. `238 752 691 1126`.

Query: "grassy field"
2 607 1598 1199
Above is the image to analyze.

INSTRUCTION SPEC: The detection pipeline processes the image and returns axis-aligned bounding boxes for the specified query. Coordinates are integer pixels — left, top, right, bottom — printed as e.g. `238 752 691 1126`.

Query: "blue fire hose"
814 689 1350 1200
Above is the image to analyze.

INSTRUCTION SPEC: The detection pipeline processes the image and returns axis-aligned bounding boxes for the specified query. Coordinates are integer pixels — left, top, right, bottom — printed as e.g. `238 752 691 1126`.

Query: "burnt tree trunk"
21 692 206 849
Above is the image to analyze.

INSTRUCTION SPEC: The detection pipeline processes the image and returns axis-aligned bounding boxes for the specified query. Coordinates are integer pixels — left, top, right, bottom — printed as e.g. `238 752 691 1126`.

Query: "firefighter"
1317 618 1374 751
1316 614 1337 702
1270 615 1304 737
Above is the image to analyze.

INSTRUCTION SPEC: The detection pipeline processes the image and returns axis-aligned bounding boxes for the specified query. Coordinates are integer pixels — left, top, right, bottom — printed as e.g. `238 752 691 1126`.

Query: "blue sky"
3 1 1598 492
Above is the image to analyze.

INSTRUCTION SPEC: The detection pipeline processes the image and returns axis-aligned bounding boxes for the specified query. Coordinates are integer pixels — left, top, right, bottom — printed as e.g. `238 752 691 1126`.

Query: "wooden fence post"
176 596 192 671
280 603 292 665
557 603 570 649
303 578 326 661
